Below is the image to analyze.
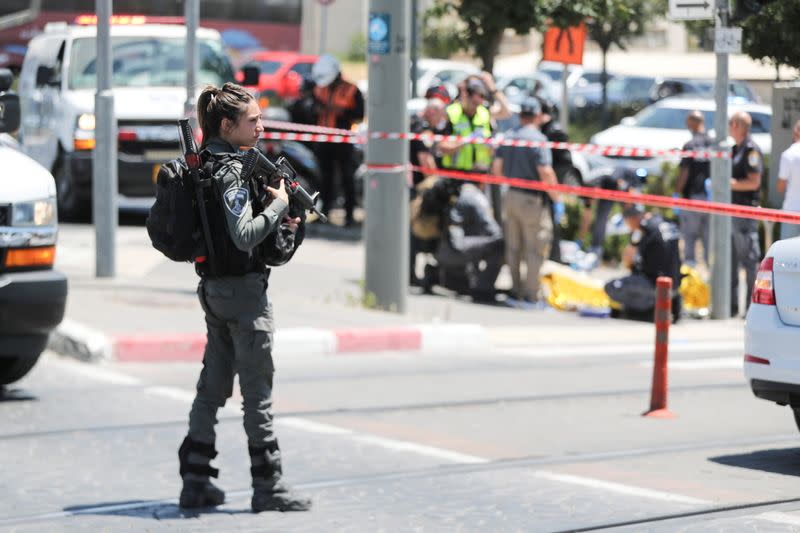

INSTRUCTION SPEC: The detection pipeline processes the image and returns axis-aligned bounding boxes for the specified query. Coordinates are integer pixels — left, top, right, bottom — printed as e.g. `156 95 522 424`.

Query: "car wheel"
54 154 90 222
0 354 42 385
561 166 583 187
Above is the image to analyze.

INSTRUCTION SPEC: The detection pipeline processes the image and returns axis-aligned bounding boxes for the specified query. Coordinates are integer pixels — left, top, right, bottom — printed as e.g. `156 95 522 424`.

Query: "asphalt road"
3 343 800 532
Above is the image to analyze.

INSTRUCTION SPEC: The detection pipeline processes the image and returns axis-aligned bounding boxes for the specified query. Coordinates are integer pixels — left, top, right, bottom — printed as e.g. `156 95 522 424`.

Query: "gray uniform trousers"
188 271 277 449
679 193 710 266
731 217 761 315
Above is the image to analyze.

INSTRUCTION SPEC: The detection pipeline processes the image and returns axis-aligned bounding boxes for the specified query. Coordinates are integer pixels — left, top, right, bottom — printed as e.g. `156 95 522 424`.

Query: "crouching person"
605 204 682 322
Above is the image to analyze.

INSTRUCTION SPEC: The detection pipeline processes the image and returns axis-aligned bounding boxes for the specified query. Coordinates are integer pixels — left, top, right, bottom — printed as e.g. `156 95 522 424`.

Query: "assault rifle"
239 147 328 223
177 118 217 274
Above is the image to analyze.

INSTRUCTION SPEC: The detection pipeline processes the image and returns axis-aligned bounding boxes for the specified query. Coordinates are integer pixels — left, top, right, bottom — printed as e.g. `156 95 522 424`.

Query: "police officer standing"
438 76 494 174
728 110 763 316
675 110 712 267
605 204 682 322
178 83 311 513
492 97 559 306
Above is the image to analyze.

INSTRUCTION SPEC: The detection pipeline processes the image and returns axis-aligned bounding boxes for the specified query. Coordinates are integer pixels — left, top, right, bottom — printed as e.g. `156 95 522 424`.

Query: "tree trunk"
478 29 504 74
600 46 610 129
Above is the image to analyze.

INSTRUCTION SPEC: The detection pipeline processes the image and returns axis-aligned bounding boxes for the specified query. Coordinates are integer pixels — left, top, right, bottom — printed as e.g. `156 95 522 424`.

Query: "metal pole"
366 0 409 313
184 0 198 116
410 0 418 99
560 64 569 132
94 0 117 278
319 5 328 55
710 0 732 319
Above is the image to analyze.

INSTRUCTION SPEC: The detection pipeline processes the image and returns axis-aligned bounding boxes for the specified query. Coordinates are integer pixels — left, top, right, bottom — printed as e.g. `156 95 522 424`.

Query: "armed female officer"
177 82 311 512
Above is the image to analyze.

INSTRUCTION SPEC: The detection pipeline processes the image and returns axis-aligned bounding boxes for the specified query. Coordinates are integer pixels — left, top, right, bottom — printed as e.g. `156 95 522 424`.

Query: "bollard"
643 276 676 419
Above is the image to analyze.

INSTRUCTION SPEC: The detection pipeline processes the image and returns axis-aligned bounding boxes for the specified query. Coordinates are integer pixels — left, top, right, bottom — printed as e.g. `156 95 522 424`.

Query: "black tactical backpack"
146 158 204 262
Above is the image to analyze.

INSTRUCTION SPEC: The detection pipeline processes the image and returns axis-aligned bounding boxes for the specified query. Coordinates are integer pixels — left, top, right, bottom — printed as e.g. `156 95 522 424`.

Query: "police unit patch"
224 187 249 218
748 150 761 168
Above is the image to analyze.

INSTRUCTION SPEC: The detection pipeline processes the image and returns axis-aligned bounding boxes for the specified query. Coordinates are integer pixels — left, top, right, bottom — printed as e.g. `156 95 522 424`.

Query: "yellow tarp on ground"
540 263 710 316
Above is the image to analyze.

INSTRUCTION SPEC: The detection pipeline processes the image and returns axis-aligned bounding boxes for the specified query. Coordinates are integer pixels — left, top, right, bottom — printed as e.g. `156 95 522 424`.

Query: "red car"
236 51 319 100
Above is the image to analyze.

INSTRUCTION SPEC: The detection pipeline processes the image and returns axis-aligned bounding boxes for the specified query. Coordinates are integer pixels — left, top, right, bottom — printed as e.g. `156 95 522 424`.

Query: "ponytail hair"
196 82 254 147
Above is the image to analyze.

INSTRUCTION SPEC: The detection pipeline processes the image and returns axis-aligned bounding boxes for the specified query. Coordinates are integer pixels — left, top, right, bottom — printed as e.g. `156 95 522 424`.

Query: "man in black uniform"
728 110 763 316
536 97 571 262
605 204 682 322
676 110 712 267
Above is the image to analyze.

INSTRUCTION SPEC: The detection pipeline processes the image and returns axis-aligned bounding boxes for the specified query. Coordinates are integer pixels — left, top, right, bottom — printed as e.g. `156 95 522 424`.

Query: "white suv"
0 69 67 385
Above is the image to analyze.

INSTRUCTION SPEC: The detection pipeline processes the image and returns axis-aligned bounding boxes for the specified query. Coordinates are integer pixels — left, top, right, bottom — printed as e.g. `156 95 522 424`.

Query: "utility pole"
94 0 117 278
184 0 198 117
410 0 418 99
710 0 732 319
365 0 409 312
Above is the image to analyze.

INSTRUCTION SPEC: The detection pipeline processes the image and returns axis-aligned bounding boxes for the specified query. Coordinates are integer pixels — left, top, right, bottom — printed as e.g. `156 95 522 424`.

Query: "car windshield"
255 60 282 75
69 36 234 89
632 106 771 134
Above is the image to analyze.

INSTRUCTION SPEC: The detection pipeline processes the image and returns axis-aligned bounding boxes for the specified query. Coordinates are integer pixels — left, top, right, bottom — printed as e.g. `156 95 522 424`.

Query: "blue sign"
368 13 390 55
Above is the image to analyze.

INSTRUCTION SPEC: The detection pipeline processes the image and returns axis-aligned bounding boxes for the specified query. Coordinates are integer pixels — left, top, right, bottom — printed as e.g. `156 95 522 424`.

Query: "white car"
587 97 773 176
744 237 800 431
413 58 479 100
0 69 67 385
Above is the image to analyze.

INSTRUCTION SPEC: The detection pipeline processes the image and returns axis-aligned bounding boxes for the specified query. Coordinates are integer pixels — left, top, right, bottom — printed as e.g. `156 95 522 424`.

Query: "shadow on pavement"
63 500 253 520
0 387 37 402
709 447 800 477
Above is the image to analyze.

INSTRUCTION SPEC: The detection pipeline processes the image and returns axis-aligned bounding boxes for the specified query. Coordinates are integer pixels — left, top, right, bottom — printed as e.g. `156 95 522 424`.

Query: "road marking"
638 357 743 370
533 471 710 505
497 341 742 358
48 356 142 386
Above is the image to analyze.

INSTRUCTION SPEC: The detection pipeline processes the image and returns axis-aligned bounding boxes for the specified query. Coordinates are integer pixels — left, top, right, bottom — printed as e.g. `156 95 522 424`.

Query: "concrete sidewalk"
48 223 745 362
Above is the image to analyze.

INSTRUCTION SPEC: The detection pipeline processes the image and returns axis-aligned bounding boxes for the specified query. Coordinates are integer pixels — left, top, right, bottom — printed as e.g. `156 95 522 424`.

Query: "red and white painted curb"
48 319 490 363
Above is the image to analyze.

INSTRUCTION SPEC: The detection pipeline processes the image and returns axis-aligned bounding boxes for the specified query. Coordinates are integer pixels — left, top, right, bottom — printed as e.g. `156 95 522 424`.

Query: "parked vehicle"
18 18 235 220
570 75 655 118
744 238 800 433
236 50 319 102
0 68 67 385
587 96 772 176
495 72 560 106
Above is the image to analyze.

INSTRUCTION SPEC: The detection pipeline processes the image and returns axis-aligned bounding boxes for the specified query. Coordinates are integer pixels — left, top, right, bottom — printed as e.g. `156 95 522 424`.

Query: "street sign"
542 24 586 65
668 0 714 20
714 27 742 54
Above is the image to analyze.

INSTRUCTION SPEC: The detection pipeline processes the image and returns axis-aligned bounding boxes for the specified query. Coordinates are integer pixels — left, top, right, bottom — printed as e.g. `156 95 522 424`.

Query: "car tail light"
752 257 775 305
744 354 770 365
118 130 137 141
5 246 56 268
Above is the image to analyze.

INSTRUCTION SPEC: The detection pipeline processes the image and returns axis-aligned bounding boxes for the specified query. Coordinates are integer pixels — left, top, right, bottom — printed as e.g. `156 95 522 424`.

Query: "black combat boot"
249 441 311 512
178 436 225 509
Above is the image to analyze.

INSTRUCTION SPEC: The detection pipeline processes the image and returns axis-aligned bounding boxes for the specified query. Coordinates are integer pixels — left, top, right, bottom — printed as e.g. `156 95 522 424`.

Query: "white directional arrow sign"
669 0 714 20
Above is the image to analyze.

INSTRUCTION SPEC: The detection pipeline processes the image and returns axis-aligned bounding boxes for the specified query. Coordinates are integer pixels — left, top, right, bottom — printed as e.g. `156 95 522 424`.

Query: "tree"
740 0 800 76
425 0 544 73
539 0 665 127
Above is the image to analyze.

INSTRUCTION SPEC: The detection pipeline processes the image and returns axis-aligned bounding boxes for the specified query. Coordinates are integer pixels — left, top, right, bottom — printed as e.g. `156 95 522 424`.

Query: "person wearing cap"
310 54 365 226
604 204 682 322
438 74 496 174
675 110 712 267
728 110 763 316
491 97 559 306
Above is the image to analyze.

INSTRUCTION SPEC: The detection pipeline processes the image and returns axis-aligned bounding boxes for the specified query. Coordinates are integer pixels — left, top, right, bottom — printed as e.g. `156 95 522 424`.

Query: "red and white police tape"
260 119 730 160
365 163 800 225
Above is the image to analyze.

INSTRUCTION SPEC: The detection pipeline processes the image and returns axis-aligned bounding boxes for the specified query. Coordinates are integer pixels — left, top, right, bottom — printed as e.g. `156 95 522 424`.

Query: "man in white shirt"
778 120 800 239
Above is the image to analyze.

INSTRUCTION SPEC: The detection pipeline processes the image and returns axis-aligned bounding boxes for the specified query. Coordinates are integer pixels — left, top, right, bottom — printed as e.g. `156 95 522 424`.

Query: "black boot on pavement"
249 442 312 512
178 436 225 509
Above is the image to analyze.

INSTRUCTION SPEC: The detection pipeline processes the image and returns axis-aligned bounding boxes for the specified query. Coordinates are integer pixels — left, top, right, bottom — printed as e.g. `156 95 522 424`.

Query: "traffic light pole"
365 0 409 313
710 0 732 319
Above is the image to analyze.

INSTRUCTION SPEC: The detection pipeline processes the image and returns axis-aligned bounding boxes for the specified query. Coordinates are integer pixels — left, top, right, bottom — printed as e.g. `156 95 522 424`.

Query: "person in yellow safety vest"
438 76 498 173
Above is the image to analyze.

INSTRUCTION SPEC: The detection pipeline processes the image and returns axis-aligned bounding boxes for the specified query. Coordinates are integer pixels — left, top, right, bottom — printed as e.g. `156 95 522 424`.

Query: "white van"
18 17 235 219
0 68 67 385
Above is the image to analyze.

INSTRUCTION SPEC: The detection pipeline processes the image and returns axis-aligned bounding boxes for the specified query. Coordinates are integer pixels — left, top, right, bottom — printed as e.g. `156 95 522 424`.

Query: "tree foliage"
740 0 800 71
425 0 544 72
